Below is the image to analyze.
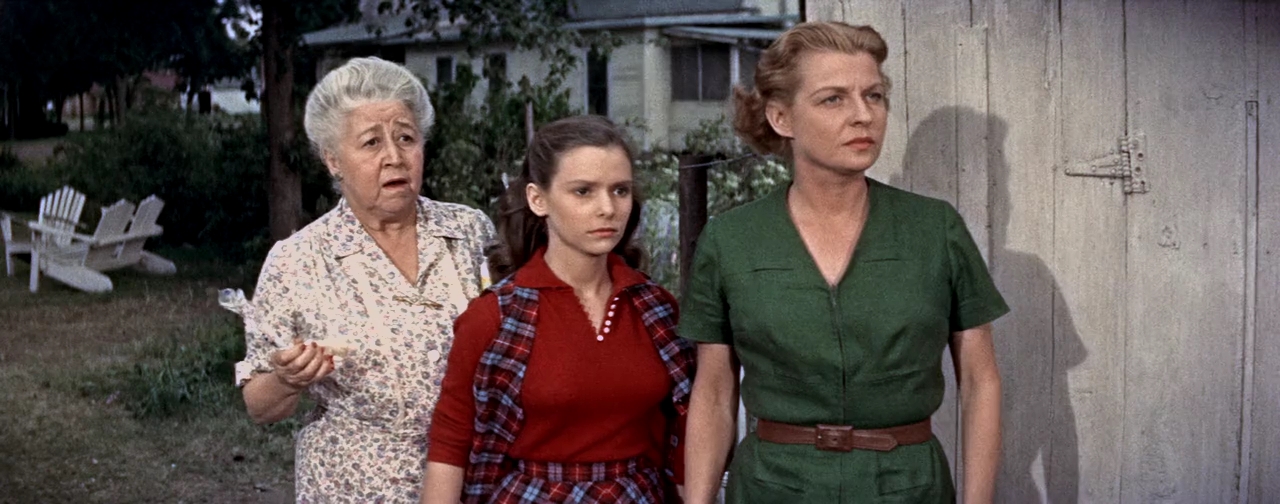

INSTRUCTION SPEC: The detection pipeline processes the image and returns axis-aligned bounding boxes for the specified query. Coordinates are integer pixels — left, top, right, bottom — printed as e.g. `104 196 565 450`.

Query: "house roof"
661 26 785 44
565 13 794 31
302 12 796 47
302 14 421 46
569 0 748 20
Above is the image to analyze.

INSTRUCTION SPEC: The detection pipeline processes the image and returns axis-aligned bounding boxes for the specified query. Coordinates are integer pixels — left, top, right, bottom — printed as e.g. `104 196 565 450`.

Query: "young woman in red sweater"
421 115 696 504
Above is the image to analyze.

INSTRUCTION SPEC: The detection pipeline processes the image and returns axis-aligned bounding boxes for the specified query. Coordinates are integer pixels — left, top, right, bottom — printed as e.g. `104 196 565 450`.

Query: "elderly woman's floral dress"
234 196 494 503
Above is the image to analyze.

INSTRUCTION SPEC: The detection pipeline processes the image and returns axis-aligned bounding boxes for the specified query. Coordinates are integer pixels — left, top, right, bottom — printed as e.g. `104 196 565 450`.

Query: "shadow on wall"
894 106 1087 503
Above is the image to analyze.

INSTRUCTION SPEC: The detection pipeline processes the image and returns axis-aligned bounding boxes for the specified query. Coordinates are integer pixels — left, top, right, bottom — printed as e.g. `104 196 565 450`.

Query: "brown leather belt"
755 418 933 452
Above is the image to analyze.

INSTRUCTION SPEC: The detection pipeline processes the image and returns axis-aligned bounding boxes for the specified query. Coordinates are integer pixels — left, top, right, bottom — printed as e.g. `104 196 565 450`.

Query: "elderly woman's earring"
332 171 344 182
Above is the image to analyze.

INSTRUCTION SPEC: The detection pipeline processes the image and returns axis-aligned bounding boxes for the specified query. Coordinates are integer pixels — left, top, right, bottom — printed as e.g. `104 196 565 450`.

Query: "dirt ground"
0 258 295 503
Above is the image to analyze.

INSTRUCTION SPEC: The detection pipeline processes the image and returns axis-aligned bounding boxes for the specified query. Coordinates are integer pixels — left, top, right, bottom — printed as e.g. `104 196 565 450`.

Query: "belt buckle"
814 424 855 452
814 424 900 452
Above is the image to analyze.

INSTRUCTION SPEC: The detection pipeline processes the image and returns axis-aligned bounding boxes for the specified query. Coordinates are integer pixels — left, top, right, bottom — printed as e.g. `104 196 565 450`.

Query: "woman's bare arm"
951 323 1002 504
684 343 738 504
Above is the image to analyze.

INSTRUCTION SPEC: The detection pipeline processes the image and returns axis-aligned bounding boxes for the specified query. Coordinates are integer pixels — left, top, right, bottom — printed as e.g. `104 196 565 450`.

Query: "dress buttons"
598 299 619 342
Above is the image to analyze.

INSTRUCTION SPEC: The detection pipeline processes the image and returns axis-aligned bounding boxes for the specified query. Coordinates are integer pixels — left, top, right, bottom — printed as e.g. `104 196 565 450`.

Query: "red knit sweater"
428 250 683 480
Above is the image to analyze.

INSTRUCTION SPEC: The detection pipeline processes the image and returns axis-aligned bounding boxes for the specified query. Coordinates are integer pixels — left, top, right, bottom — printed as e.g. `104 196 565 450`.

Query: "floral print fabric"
235 196 495 503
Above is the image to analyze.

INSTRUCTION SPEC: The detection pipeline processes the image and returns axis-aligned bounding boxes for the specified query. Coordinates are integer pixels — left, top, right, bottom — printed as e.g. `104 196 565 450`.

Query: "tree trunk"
114 75 128 125
262 0 302 240
96 90 107 130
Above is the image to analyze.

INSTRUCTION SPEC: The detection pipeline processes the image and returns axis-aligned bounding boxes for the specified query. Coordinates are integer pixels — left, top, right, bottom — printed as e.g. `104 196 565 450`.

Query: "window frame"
670 42 732 102
484 52 508 92
436 56 455 85
586 48 609 116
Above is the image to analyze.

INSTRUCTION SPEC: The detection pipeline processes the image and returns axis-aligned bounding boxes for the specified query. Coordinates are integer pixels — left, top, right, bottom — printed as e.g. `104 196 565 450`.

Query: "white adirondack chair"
26 186 88 291
2 211 34 276
28 194 175 293
120 195 176 275
31 186 87 247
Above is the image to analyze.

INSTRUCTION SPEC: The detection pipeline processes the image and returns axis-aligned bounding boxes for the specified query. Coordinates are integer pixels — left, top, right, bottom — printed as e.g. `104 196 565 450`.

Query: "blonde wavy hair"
732 22 890 157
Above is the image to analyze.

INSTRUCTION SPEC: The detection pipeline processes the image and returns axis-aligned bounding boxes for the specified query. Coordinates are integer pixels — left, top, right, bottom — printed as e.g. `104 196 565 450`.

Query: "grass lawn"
0 250 297 503
2 132 94 166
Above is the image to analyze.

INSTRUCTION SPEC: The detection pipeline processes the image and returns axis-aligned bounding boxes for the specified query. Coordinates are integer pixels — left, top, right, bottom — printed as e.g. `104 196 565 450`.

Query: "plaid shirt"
489 458 663 503
463 275 696 503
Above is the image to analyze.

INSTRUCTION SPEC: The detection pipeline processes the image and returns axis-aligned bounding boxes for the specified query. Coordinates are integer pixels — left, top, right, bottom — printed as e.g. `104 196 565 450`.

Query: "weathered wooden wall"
1124 5 1247 502
805 1 1279 502
1249 2 1280 501
1055 1 1125 501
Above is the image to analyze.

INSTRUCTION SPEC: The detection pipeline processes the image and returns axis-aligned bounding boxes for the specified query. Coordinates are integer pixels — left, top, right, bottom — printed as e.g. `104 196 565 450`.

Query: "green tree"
0 0 250 137
0 0 91 137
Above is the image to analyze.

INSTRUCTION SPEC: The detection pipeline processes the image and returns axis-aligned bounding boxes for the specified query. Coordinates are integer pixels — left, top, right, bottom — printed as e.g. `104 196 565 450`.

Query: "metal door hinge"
1065 133 1148 194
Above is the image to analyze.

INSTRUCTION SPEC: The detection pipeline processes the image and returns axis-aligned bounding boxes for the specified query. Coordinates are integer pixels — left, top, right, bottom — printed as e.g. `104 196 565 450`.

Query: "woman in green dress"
680 22 1008 504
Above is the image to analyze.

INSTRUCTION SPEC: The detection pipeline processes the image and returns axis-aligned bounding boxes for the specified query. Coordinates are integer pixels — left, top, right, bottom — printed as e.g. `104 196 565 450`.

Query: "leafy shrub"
0 147 59 211
0 144 18 170
633 153 679 288
424 67 578 214
43 110 332 262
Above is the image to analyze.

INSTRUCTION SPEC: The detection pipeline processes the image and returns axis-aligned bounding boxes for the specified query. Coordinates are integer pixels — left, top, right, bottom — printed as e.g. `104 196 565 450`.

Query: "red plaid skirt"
488 457 664 504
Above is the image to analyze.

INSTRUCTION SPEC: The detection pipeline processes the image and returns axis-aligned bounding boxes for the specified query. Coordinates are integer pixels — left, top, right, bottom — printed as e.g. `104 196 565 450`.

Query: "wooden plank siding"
901 2 968 204
974 1 1062 502
898 0 969 482
1248 1 1280 501
1053 1 1127 501
951 25 992 490
608 32 654 144
1121 2 1247 502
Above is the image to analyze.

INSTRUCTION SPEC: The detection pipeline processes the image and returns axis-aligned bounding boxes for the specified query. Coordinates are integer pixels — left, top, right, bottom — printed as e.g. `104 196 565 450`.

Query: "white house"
302 0 800 149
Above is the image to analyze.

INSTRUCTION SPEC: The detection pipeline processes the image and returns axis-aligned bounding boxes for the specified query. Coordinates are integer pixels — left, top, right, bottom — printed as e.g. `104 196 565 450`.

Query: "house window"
587 49 608 115
671 43 731 101
484 53 507 92
380 45 406 64
436 56 454 85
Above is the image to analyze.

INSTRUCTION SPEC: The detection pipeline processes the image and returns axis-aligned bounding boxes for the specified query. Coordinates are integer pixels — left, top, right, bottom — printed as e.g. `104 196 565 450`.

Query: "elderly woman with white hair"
235 56 495 502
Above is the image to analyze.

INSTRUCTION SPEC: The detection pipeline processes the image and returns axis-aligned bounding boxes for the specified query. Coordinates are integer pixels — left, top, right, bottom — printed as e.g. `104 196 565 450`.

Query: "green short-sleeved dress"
679 178 1009 503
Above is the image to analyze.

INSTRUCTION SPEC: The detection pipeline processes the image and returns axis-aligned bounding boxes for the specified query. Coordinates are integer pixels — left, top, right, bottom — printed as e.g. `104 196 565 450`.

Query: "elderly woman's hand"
270 341 335 391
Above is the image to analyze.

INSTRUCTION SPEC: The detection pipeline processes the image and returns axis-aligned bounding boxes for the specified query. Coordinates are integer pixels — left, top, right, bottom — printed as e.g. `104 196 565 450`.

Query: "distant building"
302 0 799 149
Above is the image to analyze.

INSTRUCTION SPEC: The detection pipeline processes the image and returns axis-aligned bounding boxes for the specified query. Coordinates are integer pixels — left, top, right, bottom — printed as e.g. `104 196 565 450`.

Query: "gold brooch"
392 294 443 309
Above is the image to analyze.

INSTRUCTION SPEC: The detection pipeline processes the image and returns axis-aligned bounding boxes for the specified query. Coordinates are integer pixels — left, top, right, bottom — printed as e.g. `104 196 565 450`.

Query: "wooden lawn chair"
28 194 175 293
1 211 33 276
117 195 176 275
26 186 87 291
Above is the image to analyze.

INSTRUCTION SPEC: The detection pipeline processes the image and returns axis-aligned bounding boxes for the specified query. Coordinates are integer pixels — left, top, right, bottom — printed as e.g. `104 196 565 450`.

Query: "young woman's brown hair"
732 22 891 157
487 115 646 280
